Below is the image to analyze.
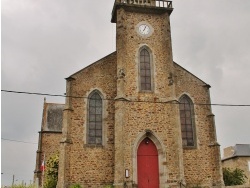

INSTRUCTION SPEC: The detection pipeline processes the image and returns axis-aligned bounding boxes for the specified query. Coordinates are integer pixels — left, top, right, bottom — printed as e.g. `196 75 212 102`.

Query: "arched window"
87 91 103 145
179 95 195 147
140 48 152 91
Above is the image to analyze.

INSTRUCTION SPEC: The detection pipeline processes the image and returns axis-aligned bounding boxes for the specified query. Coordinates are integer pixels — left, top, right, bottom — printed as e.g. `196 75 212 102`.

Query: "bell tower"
112 0 175 99
112 1 185 188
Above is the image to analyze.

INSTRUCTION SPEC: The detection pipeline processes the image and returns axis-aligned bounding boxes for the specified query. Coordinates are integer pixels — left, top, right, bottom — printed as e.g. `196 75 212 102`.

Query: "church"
34 0 225 187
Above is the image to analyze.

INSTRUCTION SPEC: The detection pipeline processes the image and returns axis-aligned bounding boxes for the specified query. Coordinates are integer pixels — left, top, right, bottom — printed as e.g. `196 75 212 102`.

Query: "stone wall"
114 6 184 187
114 4 222 187
223 146 235 158
174 63 224 187
115 7 174 99
57 52 117 187
41 132 62 159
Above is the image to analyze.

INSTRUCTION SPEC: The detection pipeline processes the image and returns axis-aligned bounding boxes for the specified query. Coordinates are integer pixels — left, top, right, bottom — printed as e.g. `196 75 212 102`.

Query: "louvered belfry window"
140 49 151 91
179 95 195 147
88 92 102 145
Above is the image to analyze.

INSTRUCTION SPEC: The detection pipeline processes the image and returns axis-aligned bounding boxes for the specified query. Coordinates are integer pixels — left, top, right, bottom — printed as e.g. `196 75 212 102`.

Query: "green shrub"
103 185 114 188
69 184 82 188
43 153 59 188
223 167 247 186
44 178 57 188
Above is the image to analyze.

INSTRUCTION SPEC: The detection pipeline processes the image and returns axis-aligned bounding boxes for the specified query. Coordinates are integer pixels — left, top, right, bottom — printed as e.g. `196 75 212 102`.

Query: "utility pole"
12 174 15 187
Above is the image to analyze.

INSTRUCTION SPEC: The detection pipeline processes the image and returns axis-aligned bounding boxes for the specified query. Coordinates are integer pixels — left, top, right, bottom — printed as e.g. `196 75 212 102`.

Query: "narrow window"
140 49 151 91
179 95 195 147
87 91 102 145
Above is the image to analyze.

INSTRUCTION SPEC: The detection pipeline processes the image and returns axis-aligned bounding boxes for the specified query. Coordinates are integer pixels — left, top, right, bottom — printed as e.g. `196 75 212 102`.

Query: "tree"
44 153 59 188
223 167 247 186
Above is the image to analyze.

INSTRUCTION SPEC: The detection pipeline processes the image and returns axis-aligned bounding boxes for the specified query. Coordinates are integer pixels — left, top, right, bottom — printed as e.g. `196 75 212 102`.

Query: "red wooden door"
137 138 159 188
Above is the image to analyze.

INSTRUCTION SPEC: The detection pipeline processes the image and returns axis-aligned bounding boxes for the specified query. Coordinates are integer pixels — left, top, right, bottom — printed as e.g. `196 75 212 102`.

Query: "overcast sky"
1 0 250 186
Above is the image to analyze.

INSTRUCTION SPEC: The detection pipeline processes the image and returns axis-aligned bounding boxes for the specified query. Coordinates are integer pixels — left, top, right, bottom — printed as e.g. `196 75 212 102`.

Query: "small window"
140 49 152 91
179 95 195 147
87 91 103 145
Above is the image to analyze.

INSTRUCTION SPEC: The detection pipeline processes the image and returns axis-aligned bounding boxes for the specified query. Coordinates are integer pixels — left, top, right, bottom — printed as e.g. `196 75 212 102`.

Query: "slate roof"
222 144 250 161
42 102 64 132
233 144 250 156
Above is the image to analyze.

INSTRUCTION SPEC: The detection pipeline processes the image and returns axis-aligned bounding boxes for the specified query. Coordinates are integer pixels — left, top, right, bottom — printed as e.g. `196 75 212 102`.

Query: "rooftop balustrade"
117 0 172 8
112 0 173 23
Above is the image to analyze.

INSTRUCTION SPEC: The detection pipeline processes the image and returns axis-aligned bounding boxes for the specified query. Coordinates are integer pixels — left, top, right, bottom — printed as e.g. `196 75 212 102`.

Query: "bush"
69 184 82 188
44 178 57 188
43 153 59 188
223 167 247 186
103 185 114 188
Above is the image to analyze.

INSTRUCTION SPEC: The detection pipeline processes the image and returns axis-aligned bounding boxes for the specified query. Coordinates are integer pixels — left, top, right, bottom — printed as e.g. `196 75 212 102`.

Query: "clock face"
136 22 154 38
139 24 150 35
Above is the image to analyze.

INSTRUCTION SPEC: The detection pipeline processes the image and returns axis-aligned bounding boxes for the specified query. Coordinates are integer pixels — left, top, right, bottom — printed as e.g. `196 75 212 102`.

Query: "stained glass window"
88 92 102 145
140 49 151 91
179 95 195 147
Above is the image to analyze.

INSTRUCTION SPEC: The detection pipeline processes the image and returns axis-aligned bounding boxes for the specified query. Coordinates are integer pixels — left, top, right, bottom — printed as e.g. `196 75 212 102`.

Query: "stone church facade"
35 1 225 187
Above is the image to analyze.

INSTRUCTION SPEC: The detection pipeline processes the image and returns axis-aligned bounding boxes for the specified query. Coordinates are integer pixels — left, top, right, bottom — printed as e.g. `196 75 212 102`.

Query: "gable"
68 51 117 79
174 62 209 87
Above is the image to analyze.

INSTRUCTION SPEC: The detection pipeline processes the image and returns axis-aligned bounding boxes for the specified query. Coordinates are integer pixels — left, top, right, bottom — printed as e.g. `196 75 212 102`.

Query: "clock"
136 22 154 38
139 24 150 35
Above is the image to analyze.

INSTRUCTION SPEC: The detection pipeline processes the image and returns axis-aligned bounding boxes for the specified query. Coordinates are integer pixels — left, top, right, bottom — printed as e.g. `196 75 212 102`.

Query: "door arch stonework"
132 131 167 188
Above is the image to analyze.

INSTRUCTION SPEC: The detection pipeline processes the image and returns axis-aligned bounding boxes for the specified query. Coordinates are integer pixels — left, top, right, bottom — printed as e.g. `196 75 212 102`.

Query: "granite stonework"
36 1 225 188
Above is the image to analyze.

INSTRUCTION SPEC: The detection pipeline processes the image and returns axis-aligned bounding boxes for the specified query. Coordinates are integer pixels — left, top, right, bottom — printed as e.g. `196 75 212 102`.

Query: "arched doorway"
137 137 159 188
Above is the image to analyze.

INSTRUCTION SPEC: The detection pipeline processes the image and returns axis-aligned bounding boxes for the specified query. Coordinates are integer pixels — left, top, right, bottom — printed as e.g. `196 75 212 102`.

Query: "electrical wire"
1 138 37 144
1 89 250 107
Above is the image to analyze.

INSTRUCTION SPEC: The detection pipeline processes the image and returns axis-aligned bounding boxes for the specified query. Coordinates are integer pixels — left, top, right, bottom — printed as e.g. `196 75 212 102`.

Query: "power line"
1 89 67 98
1 138 37 144
1 89 250 107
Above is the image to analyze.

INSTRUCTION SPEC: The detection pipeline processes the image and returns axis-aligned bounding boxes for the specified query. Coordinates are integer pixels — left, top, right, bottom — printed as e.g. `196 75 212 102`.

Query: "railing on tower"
118 0 172 8
156 0 172 8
